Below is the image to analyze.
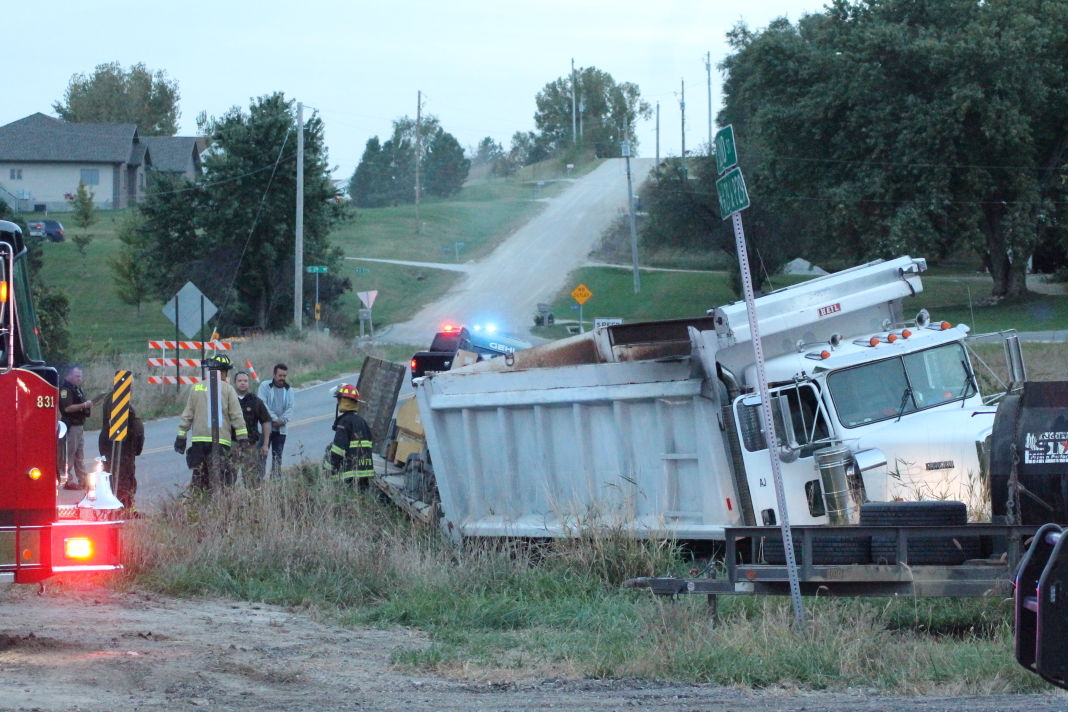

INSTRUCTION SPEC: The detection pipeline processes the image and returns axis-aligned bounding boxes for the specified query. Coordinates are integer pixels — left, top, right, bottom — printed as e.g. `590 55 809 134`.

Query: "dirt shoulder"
1 584 1065 712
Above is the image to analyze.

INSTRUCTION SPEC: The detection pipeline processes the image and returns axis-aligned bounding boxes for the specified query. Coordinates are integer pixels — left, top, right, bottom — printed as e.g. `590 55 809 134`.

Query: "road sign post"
571 283 592 333
307 266 327 328
357 290 378 339
714 124 804 629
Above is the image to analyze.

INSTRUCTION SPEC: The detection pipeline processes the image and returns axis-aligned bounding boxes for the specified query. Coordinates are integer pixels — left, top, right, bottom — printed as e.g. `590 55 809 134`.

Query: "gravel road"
380 158 654 344
3 584 1065 712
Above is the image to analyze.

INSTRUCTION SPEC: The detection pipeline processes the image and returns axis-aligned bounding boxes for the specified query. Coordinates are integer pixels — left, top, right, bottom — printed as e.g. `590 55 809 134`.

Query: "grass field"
26 160 591 359
120 477 1048 694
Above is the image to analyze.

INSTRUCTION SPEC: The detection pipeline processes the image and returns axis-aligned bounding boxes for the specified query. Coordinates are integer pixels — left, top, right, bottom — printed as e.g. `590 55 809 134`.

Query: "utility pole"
705 51 713 153
623 131 640 294
571 58 578 145
293 101 304 331
679 78 686 158
579 97 585 140
655 102 660 166
414 90 422 234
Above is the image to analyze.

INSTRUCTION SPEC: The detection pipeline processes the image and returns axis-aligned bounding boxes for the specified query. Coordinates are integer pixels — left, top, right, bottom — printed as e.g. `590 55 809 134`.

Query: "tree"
54 61 180 135
640 155 794 293
472 137 503 167
109 212 152 315
507 130 551 168
134 96 347 332
534 66 651 157
349 137 391 207
0 200 70 361
718 0 1068 299
423 128 470 198
69 182 96 230
348 116 468 206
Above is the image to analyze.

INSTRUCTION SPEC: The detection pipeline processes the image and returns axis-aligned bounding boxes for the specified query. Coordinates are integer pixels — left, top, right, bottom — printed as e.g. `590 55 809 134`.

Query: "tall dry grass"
116 472 1048 693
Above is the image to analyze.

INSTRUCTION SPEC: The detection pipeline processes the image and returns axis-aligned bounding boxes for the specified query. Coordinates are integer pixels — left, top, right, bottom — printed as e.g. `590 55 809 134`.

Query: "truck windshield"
828 342 975 428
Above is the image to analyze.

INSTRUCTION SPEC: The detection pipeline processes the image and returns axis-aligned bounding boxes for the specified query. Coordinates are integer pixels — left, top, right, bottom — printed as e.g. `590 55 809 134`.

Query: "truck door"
732 382 832 526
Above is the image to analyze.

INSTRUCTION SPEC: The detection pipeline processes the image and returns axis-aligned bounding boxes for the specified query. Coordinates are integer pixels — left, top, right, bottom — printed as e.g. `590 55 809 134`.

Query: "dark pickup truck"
409 325 531 382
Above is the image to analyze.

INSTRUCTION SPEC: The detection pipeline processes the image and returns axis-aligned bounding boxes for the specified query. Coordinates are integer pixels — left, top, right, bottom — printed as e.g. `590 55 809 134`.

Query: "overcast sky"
3 0 826 179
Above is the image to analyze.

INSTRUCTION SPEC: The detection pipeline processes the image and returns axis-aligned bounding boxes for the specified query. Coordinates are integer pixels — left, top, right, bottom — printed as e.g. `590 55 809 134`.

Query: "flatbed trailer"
626 524 1040 600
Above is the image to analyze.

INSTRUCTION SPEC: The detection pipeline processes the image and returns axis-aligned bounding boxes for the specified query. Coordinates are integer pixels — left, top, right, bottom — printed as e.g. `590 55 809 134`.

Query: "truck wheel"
861 501 980 565
762 535 871 565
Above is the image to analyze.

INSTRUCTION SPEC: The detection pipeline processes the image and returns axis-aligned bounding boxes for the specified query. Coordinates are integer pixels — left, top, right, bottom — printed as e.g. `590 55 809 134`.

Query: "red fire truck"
0 219 122 583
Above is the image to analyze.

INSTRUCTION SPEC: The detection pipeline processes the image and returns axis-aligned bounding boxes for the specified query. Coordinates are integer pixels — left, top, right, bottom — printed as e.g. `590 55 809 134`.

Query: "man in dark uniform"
98 397 145 509
233 371 271 484
328 384 374 490
59 365 91 489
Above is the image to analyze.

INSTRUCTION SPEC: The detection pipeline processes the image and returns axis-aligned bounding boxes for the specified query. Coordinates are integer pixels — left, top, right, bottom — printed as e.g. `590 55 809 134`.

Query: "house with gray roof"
0 112 154 212
141 136 203 181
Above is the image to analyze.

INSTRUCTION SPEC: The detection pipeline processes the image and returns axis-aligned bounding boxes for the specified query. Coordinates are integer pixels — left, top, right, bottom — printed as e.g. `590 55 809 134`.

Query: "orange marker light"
820 350 831 359
901 329 912 339
869 337 880 347
0 281 7 303
887 333 898 343
940 321 952 330
64 537 93 560
27 467 42 481
22 549 32 561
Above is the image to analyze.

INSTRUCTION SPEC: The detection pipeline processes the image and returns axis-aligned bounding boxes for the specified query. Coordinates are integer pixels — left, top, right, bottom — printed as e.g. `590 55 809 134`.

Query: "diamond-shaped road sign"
162 282 217 338
571 283 592 305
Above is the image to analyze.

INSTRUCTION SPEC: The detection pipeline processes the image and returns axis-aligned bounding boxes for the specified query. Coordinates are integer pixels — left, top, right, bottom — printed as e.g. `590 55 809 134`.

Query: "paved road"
377 158 654 344
71 374 372 509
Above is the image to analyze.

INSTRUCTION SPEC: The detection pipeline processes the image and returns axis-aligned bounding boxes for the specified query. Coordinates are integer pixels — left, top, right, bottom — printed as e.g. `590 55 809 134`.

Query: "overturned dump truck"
384 256 1056 550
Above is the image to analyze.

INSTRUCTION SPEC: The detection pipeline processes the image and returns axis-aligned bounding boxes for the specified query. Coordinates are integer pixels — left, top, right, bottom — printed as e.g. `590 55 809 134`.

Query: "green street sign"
306 265 328 274
716 167 750 219
354 267 370 275
715 125 739 175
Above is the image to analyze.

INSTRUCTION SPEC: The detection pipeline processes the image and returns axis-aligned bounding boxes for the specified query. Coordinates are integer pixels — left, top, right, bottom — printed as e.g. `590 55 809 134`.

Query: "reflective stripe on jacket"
177 381 248 447
328 411 374 479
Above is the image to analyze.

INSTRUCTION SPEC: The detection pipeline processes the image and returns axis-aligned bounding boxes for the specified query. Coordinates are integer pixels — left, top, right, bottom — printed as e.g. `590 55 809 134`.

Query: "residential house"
141 135 204 182
0 112 151 212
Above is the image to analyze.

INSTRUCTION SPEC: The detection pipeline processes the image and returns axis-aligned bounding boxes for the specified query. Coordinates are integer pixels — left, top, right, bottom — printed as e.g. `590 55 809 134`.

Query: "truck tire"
762 535 871 565
861 501 980 565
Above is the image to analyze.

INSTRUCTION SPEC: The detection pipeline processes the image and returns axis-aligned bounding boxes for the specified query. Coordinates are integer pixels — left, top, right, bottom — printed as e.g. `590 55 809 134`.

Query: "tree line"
641 0 1068 299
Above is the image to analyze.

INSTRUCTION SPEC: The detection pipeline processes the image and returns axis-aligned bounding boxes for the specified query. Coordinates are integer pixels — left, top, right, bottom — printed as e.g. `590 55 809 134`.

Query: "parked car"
27 219 65 242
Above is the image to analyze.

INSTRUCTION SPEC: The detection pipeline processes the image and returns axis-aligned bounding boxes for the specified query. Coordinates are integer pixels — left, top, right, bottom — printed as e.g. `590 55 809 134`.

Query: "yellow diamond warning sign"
571 283 592 305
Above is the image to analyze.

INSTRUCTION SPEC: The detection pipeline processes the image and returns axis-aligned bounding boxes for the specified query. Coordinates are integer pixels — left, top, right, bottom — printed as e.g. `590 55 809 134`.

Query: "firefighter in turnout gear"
328 384 374 489
174 354 248 491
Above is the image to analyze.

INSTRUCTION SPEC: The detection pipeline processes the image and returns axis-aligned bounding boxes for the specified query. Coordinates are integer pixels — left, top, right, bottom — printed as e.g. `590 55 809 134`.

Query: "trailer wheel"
861 501 980 565
762 535 871 565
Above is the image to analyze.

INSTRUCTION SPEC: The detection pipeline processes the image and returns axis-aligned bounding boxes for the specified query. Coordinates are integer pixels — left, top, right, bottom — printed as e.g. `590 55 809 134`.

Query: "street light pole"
294 101 304 330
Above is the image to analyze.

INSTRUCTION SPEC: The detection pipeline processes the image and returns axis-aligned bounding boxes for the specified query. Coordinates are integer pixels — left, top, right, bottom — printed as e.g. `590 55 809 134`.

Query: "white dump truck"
401 256 1019 541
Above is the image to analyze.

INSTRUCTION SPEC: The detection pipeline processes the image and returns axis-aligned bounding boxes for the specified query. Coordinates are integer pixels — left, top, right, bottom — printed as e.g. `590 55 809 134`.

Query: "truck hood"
850 403 995 517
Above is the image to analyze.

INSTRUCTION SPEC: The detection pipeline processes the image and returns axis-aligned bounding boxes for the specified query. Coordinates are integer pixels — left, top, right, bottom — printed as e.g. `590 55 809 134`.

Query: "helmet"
205 354 233 371
335 383 360 402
